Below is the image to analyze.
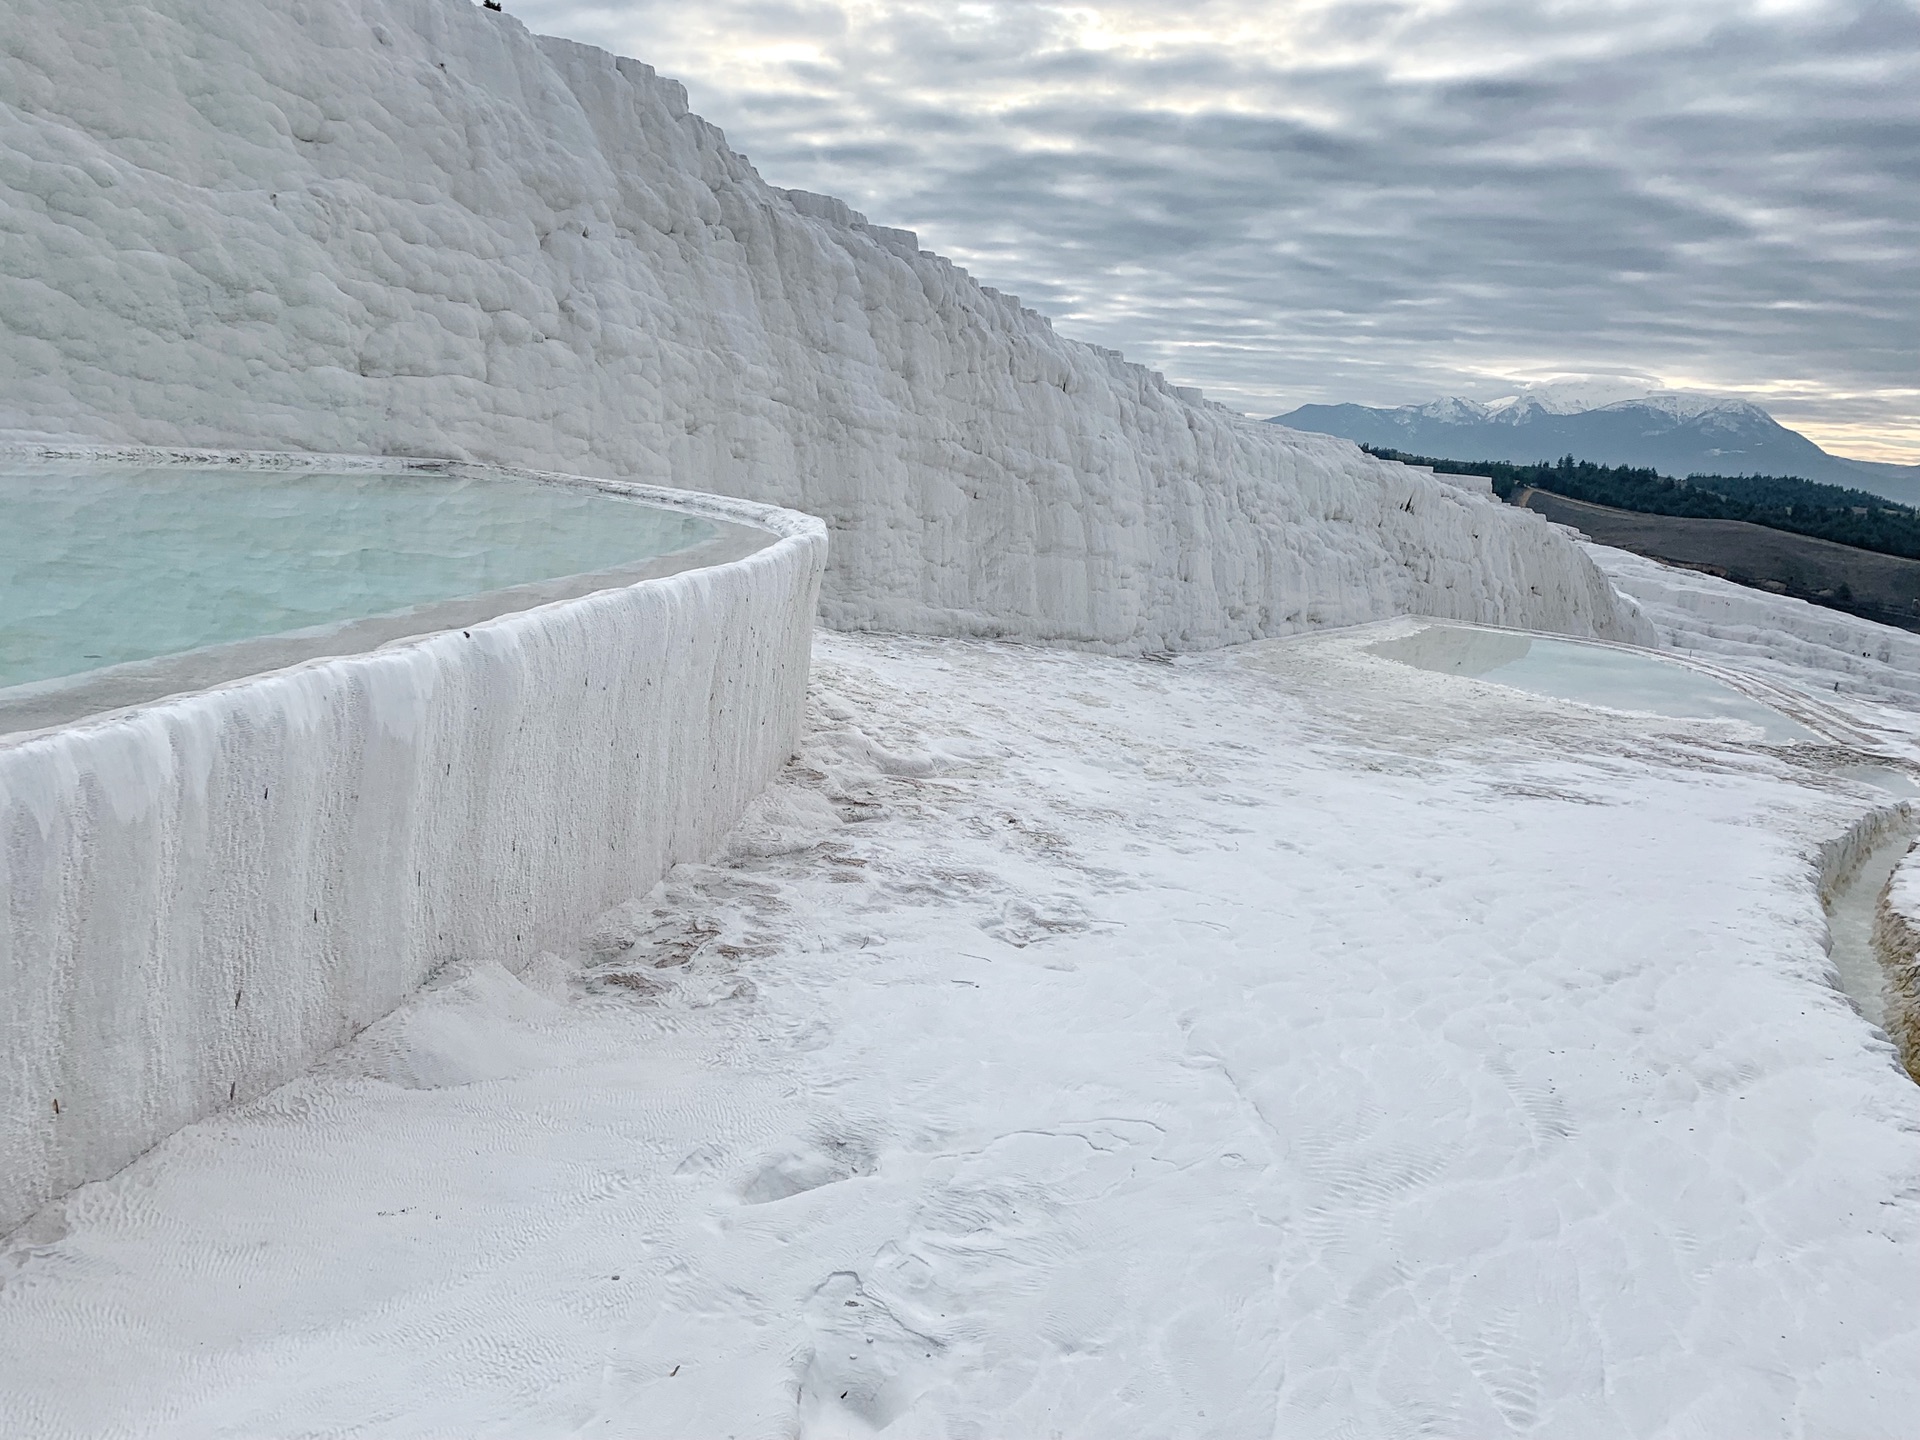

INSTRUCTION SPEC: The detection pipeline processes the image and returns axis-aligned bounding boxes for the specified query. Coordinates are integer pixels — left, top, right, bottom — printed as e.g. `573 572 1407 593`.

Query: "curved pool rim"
0 444 828 1238
1352 614 1882 751
0 445 787 741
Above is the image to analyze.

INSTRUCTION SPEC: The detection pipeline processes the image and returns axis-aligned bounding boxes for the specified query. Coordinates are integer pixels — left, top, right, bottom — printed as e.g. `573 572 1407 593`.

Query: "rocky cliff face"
0 0 1648 648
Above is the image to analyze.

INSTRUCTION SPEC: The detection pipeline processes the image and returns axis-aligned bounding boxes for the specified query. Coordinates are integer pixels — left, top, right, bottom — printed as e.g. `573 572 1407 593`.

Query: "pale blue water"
1 466 714 690
1369 623 1818 744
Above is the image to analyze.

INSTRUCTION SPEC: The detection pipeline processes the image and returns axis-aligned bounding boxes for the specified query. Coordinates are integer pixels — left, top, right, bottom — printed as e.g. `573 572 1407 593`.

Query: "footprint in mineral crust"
980 895 1092 949
735 1136 877 1205
793 1271 946 1434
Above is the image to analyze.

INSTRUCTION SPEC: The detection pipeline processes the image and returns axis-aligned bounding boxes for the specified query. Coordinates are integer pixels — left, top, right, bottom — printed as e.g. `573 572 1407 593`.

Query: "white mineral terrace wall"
0 0 1649 651
1592 544 1920 707
0 480 825 1235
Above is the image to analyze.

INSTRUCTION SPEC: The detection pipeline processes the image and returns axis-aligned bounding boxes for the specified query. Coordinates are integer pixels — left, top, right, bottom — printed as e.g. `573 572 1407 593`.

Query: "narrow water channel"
1826 820 1917 1032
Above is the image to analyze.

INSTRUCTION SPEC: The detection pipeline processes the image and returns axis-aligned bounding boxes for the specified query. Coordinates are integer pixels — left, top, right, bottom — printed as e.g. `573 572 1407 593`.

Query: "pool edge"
0 454 828 1238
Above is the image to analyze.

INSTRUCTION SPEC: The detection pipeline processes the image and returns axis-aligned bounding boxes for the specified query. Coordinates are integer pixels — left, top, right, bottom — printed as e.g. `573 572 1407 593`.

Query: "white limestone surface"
1592 542 1920 700
1588 543 1920 1080
6 626 1920 1436
1587 542 1920 732
0 0 1645 651
0 473 825 1236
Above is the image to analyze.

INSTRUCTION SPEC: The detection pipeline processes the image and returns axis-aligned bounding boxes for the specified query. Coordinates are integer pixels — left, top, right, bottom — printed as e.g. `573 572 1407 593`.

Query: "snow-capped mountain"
1272 394 1920 504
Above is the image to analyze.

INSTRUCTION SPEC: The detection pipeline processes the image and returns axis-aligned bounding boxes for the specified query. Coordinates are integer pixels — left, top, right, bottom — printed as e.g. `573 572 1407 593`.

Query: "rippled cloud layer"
515 1 1920 459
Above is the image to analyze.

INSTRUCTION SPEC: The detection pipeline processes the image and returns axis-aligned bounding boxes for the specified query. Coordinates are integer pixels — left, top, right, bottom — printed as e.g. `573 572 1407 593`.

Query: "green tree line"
1363 448 1920 561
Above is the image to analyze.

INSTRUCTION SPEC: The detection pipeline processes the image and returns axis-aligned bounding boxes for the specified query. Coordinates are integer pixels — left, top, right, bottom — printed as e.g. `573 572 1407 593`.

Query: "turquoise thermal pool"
1367 623 1819 744
1 465 716 693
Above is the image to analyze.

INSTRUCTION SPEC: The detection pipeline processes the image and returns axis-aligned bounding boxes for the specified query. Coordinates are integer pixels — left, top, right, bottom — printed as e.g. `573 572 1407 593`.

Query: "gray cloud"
514 0 1920 459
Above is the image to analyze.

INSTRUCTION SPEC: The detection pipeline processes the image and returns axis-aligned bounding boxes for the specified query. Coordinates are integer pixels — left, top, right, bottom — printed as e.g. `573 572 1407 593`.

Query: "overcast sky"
513 0 1920 461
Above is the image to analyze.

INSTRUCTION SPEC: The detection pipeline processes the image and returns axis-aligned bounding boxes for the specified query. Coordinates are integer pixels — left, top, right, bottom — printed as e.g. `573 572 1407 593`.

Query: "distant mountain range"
1270 394 1920 506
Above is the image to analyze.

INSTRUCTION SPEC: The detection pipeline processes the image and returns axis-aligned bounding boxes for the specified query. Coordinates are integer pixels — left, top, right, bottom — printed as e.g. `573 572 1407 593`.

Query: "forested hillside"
1366 449 1920 560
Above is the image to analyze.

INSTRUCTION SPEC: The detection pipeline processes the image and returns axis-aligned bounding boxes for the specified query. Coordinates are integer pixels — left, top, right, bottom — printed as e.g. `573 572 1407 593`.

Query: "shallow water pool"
1 465 715 692
1367 623 1818 744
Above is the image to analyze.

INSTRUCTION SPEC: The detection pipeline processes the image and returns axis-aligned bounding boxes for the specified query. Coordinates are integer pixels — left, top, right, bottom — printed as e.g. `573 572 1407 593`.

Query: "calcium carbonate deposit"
6 577 1920 1438
0 0 1644 651
9 3 1920 1437
0 472 824 1240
